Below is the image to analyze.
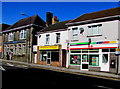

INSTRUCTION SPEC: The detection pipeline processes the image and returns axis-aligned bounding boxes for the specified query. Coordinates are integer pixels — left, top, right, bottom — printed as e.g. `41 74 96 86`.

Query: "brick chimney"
46 12 53 26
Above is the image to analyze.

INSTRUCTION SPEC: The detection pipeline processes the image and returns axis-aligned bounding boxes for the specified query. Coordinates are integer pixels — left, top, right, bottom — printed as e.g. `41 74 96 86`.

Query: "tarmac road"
1 63 120 89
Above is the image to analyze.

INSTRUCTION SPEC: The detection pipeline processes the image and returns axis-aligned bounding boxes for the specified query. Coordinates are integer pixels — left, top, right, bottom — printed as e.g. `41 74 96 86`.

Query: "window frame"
20 30 26 39
46 34 50 44
88 24 102 37
8 32 14 41
56 33 60 43
72 27 79 41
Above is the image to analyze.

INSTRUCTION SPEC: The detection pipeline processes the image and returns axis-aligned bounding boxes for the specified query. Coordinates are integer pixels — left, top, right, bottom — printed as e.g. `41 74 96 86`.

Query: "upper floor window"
46 34 50 44
20 30 26 39
8 32 14 41
56 33 60 43
88 24 102 36
72 27 78 41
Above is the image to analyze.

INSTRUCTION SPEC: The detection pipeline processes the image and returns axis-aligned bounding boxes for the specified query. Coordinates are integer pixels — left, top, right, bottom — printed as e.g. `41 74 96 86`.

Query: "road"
1 62 120 89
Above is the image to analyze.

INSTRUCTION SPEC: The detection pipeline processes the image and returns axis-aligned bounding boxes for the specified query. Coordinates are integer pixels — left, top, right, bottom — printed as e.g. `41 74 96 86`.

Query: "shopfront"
37 45 63 67
69 41 118 72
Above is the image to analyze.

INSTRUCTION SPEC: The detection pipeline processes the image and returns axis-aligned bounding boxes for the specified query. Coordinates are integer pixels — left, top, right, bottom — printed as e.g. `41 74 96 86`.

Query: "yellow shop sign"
39 45 59 50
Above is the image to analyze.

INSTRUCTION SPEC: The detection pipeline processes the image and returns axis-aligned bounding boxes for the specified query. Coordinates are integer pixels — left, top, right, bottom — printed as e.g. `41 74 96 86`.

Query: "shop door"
81 54 89 71
46 51 51 64
101 53 110 71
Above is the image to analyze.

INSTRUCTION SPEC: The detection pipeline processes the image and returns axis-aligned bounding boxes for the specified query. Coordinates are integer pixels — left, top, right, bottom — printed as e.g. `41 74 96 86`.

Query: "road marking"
0 66 6 71
6 63 14 66
16 65 28 69
94 85 114 89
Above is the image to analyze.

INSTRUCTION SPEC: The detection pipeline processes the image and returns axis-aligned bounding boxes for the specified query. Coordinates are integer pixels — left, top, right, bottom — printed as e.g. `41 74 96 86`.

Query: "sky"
2 2 119 25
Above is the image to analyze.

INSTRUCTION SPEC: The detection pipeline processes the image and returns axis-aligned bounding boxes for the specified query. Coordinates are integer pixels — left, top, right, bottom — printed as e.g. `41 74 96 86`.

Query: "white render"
68 20 119 43
37 30 68 49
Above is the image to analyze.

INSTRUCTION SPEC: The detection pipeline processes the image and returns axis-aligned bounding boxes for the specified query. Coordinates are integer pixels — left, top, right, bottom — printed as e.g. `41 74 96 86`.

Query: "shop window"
70 55 81 65
102 54 108 63
89 55 99 66
14 45 17 55
22 44 26 55
40 51 47 61
18 44 22 55
51 52 59 61
102 49 109 52
110 48 115 52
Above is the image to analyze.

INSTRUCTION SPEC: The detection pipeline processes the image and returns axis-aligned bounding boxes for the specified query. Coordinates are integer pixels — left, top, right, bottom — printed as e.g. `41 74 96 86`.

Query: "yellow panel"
39 45 59 50
109 41 117 43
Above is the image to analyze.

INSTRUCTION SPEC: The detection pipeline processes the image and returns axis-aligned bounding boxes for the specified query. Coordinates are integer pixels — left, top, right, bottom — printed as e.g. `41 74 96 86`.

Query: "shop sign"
0 46 2 52
116 48 120 55
39 45 59 50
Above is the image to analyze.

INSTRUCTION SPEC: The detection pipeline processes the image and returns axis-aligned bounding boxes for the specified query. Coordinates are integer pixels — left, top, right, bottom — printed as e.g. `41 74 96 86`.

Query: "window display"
70 55 81 65
40 51 46 61
82 54 88 62
89 55 99 66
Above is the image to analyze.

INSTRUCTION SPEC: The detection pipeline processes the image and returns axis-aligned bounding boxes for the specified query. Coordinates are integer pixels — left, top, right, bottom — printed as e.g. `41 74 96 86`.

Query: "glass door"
46 51 51 65
81 54 89 71
101 53 110 71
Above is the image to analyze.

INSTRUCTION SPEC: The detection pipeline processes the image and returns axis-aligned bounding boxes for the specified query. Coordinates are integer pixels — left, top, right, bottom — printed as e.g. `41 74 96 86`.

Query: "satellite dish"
79 28 84 34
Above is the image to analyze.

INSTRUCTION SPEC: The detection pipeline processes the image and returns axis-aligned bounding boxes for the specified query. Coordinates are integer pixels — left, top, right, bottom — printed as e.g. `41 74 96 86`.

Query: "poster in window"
82 55 88 62
92 56 98 65
70 55 81 65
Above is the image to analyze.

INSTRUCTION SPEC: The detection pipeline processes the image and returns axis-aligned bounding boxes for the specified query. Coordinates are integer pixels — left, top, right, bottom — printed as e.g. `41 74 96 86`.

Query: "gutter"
2 24 44 33
66 15 120 26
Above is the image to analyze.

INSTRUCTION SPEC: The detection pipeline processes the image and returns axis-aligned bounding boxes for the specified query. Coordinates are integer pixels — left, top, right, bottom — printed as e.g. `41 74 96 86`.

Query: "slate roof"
0 23 10 31
6 15 46 30
41 20 71 32
69 7 120 23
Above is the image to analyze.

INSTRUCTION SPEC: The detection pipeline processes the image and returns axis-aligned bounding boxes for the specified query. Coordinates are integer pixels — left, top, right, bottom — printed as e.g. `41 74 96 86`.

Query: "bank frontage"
67 40 119 73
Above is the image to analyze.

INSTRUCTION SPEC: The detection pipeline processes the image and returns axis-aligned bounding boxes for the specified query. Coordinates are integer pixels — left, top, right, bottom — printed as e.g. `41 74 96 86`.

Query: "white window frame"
56 33 60 43
88 24 102 36
8 32 14 41
46 34 50 44
72 27 78 41
20 30 26 39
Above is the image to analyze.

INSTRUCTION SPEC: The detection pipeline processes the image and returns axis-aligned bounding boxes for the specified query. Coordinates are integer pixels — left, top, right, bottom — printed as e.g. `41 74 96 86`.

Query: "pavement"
0 59 120 80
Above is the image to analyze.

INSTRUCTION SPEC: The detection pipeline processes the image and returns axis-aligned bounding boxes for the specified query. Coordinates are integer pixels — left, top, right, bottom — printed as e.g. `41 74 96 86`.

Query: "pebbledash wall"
66 20 119 73
37 29 68 67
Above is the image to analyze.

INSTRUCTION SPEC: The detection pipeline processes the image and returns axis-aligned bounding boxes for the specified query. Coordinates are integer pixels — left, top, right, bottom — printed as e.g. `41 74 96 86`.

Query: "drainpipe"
117 20 120 76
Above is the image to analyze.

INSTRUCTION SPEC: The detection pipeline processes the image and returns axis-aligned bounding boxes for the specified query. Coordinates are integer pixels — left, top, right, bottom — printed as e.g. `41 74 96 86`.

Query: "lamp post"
20 13 31 63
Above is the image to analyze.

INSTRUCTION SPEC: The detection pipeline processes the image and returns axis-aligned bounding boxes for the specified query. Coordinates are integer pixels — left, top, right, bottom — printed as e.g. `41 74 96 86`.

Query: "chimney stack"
52 16 59 24
46 12 53 26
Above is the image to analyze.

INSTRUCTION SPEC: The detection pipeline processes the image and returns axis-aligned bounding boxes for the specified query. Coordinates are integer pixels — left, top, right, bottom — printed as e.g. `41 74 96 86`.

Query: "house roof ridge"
68 7 120 24
6 14 46 30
